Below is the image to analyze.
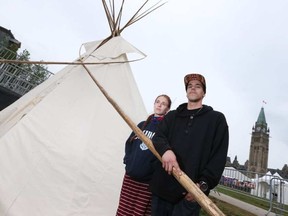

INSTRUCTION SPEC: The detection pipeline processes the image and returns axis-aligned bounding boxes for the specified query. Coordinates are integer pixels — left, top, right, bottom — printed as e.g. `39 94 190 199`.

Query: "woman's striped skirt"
116 174 152 216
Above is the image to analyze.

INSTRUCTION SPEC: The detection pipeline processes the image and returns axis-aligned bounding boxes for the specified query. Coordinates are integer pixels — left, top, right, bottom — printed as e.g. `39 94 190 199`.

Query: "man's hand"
184 192 196 202
162 150 181 175
183 183 200 202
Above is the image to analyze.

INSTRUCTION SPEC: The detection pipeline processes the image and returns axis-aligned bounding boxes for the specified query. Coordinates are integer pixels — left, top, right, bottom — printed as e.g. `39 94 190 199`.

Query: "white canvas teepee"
0 1 164 215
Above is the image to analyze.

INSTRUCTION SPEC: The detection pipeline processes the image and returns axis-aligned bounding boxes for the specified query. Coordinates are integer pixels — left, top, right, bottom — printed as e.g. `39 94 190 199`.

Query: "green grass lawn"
203 185 288 216
200 196 257 216
216 186 270 209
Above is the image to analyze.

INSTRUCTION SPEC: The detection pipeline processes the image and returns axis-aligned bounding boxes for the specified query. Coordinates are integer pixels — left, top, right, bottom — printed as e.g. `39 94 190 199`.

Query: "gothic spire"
256 107 267 126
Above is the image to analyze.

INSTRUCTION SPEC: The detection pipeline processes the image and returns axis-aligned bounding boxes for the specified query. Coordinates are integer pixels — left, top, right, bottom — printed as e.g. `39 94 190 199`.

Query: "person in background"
116 94 172 216
149 73 229 216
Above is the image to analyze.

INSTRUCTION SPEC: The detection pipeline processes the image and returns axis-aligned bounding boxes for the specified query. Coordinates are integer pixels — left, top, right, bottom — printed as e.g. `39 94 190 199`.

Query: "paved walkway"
209 191 276 216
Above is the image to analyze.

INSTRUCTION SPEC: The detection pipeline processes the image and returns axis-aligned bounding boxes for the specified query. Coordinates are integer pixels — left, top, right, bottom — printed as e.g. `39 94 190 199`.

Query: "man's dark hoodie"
149 103 229 203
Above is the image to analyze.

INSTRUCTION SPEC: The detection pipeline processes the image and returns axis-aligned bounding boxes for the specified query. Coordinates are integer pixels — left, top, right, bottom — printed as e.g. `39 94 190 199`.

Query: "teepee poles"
81 63 225 216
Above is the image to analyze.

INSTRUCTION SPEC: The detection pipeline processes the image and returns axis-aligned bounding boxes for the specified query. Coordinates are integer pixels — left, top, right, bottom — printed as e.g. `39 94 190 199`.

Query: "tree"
281 164 288 179
16 49 51 85
1 29 52 98
244 160 249 170
232 156 240 169
225 156 232 167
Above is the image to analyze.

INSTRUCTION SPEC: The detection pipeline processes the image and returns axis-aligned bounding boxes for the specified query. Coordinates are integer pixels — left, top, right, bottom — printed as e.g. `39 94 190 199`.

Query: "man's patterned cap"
184 73 206 93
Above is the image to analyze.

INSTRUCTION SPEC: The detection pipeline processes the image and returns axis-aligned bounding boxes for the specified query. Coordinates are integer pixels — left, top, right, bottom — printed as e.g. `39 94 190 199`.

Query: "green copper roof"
257 107 266 125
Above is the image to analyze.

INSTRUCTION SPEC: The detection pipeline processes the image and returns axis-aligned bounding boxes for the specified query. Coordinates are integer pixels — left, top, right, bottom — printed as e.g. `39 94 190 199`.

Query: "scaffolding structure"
0 43 53 96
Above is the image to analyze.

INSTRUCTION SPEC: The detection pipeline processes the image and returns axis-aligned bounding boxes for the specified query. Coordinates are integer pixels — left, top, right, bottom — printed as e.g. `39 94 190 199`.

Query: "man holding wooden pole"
149 73 229 216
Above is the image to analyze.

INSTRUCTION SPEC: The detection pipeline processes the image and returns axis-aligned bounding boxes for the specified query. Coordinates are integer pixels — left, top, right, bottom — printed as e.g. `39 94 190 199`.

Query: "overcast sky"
1 0 288 170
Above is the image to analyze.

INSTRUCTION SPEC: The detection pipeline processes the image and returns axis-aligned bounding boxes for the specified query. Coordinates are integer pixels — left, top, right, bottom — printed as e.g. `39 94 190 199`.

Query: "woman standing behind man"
116 94 172 216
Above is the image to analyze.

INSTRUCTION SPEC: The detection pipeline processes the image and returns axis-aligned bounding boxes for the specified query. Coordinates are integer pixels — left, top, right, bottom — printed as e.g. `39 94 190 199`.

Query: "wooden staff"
81 63 225 216
0 58 143 65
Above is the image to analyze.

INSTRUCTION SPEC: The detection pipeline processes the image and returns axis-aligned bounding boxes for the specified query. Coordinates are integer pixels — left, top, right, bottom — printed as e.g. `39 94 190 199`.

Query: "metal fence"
220 167 288 215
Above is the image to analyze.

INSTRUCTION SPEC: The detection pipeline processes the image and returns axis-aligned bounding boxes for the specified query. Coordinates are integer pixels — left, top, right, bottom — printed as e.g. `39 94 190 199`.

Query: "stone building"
248 107 270 176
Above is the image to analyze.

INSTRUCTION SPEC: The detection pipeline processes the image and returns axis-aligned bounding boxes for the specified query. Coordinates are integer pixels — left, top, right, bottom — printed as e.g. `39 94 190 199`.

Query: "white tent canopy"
222 167 252 182
0 1 169 214
0 0 185 214
251 171 288 205
0 33 147 216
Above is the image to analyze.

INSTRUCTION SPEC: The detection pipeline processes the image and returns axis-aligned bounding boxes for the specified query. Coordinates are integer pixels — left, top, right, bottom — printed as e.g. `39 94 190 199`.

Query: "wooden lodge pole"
82 63 225 216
